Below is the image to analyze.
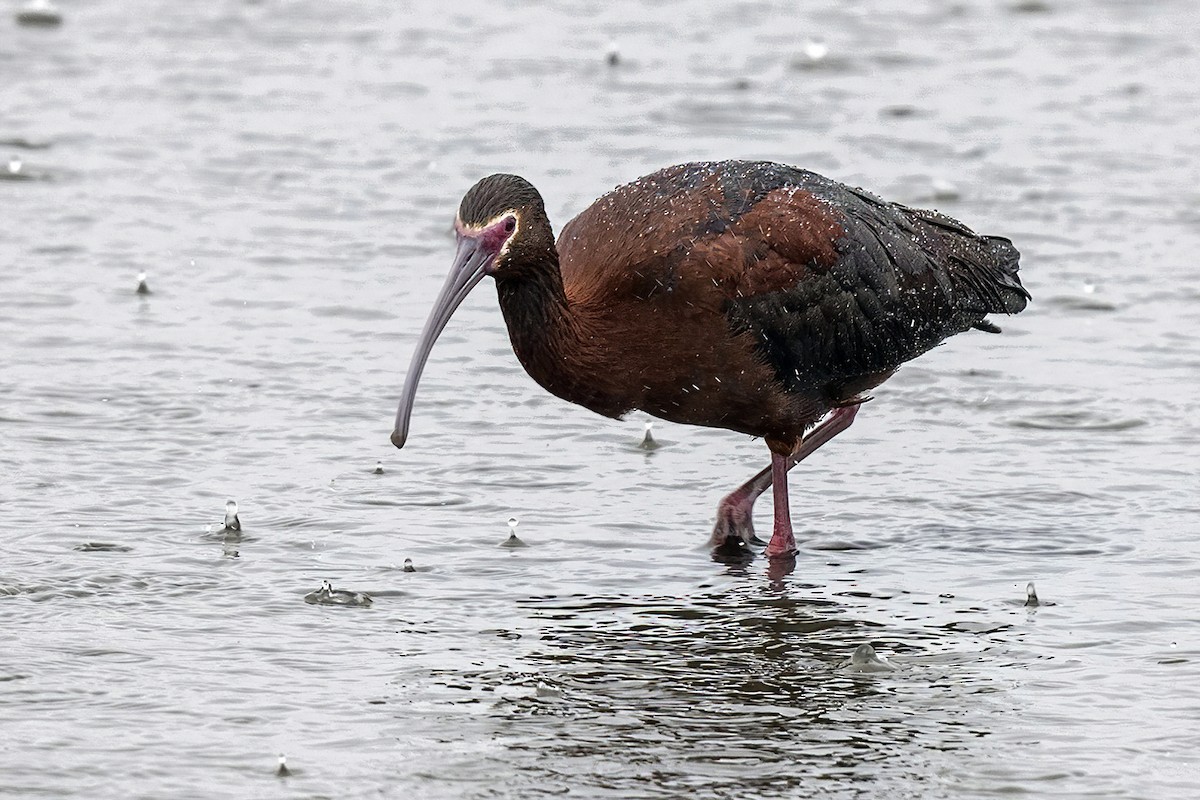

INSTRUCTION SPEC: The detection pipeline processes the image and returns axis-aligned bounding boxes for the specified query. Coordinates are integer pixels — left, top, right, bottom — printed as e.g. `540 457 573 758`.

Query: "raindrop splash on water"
536 681 562 699
275 754 291 777
846 643 897 673
605 40 620 67
929 177 960 201
373 460 384 474
15 0 63 27
403 557 415 572
501 516 527 548
304 580 373 607
1025 581 1040 607
223 500 240 532
800 38 829 63
639 420 658 450
136 271 150 295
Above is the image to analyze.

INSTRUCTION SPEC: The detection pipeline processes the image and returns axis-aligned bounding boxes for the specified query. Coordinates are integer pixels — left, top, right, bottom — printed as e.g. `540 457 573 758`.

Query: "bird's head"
455 173 553 278
391 174 550 449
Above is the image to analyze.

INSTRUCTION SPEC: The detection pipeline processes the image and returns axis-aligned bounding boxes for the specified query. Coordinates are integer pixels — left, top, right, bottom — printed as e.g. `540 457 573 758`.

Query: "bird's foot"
764 530 798 560
709 500 763 549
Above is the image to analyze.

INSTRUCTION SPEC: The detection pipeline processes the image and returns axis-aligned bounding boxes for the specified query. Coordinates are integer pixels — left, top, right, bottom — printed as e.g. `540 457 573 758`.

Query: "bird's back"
556 161 1028 408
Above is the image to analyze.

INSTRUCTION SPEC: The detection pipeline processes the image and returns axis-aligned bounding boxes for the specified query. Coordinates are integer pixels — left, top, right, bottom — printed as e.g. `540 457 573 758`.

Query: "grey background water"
2 0 1198 797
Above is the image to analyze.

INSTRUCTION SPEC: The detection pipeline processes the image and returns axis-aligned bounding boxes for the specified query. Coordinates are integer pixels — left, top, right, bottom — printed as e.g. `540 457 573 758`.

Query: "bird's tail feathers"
981 235 1030 315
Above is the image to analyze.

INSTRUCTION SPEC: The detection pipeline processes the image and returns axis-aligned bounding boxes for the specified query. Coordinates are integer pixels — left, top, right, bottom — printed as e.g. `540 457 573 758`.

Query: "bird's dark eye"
503 217 517 233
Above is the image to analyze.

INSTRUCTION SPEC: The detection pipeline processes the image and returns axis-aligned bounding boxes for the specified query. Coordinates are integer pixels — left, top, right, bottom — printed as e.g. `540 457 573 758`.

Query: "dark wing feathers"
725 170 1028 397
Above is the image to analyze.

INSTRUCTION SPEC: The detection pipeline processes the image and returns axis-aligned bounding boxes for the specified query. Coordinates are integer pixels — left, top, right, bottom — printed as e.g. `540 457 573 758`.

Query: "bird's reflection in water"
711 538 798 585
446 587 1011 797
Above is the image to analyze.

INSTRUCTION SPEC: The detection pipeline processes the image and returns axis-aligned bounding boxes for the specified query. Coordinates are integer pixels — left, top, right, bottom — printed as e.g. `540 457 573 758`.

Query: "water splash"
929 177 960 202
304 580 372 607
1024 581 1039 607
135 272 150 295
223 500 240 532
845 643 897 673
801 38 830 61
403 558 416 573
800 38 829 64
275 754 291 778
73 542 133 553
535 681 563 699
639 421 659 450
15 0 62 27
500 516 527 548
605 41 620 67
373 460 384 474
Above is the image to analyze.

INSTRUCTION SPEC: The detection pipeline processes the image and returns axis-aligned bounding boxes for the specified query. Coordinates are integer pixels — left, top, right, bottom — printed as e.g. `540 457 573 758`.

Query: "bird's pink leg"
710 405 861 550
764 450 796 558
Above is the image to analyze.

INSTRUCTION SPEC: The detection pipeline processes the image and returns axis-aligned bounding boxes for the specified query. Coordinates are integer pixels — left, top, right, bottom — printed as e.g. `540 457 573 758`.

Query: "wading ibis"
391 161 1028 562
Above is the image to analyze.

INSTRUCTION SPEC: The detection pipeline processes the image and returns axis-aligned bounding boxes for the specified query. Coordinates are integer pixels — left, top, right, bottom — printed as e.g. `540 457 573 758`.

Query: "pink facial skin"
457 215 516 273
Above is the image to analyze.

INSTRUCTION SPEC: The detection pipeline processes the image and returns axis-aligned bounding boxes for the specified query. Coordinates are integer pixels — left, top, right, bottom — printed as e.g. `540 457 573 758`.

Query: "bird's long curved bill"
391 236 489 449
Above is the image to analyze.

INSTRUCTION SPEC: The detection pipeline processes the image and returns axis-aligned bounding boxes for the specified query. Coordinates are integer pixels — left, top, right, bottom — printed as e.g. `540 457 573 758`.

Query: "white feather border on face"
454 210 521 262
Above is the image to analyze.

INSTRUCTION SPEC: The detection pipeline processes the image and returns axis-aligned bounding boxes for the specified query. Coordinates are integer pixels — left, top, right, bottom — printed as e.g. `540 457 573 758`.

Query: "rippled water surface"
3 1 1200 797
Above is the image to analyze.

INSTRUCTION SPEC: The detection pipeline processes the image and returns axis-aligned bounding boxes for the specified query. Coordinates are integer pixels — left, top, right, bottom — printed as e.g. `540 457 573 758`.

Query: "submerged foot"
709 500 763 549
710 536 754 565
763 529 798 560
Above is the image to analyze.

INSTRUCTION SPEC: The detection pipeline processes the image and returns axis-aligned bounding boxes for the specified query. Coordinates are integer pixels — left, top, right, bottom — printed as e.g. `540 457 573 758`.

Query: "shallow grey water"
3 0 1199 797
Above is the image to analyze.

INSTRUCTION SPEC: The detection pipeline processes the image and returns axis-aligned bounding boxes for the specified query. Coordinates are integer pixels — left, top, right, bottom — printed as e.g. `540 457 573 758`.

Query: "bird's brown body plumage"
492 161 1027 453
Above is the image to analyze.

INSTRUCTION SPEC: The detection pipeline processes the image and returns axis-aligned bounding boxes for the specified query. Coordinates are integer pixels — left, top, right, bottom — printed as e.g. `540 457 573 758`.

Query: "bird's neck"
494 254 620 416
495 252 573 369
